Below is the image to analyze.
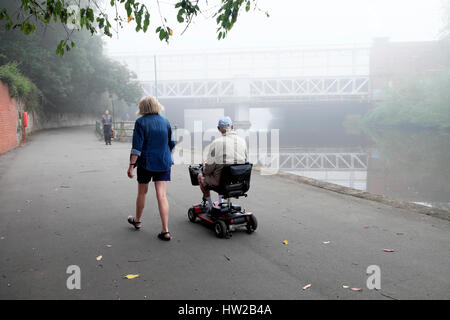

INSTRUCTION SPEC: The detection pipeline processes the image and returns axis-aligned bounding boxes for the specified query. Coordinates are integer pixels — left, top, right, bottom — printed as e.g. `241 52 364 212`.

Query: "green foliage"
366 0 450 129
214 0 268 40
0 62 43 111
362 71 450 130
0 0 267 56
0 5 143 115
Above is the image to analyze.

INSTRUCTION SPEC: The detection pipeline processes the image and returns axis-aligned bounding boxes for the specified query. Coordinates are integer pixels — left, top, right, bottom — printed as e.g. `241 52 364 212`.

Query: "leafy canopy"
0 2 144 115
0 0 268 56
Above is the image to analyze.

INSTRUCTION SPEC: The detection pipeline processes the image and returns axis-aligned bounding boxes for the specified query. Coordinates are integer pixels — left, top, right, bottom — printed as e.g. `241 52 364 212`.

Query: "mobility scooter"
188 163 257 238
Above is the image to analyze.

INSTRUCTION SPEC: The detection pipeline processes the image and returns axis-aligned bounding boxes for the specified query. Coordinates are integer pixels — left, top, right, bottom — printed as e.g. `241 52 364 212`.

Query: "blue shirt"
131 114 175 172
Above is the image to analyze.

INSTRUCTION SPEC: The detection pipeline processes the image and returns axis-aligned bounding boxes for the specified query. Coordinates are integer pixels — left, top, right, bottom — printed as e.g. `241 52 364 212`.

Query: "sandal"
157 232 171 241
127 216 141 230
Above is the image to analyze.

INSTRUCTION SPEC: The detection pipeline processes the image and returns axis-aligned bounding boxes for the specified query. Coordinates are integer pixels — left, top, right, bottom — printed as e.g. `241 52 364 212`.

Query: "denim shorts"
137 166 171 184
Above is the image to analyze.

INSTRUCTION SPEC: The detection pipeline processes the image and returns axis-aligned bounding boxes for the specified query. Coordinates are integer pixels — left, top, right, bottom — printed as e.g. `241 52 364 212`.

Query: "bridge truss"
141 76 370 101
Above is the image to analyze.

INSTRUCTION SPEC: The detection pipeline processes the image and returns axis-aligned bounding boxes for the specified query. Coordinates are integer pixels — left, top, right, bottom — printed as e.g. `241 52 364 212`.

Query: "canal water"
265 104 450 212
180 104 450 212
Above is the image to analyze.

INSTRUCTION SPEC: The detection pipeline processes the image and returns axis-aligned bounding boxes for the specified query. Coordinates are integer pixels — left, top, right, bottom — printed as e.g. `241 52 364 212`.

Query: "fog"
105 0 443 55
103 0 449 210
1 0 450 301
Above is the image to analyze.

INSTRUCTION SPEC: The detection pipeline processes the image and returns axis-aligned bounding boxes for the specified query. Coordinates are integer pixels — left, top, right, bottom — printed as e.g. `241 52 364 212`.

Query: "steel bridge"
140 76 370 101
110 45 371 102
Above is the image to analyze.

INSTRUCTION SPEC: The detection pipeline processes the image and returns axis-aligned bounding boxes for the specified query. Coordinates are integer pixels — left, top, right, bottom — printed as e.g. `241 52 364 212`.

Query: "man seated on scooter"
198 116 248 212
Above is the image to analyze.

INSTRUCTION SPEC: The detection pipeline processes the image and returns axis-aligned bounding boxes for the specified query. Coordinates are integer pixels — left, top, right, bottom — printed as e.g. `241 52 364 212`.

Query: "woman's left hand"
127 166 134 179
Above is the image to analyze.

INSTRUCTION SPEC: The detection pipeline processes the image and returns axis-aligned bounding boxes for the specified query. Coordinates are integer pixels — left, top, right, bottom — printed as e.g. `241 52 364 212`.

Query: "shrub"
0 62 42 111
362 71 450 130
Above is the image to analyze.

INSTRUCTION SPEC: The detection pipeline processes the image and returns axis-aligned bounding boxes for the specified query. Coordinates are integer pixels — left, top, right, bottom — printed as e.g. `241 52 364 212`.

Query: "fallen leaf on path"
350 288 362 292
383 249 395 252
302 284 312 290
124 274 139 279
96 255 102 261
282 240 288 245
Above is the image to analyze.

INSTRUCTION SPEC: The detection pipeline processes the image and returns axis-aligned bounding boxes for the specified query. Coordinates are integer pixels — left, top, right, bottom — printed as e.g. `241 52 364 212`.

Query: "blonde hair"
137 96 164 116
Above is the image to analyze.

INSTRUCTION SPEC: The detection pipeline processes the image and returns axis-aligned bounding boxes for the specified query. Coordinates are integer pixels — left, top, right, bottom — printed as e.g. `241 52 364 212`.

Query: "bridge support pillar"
233 104 251 130
232 77 251 130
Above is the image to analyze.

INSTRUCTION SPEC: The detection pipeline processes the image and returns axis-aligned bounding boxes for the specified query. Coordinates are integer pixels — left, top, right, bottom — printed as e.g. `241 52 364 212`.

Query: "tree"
0 0 268 56
0 1 143 115
361 72 450 129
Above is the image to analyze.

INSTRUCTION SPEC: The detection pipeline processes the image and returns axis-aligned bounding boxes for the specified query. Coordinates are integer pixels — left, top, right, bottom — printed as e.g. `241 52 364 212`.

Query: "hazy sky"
104 0 445 55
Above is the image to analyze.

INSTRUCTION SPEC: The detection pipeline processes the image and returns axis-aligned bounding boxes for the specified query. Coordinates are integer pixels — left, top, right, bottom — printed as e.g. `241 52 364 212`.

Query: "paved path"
0 126 449 299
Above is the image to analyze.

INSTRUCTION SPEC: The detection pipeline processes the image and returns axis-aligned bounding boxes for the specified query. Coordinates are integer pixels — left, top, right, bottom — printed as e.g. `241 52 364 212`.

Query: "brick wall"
1 80 101 155
0 82 18 155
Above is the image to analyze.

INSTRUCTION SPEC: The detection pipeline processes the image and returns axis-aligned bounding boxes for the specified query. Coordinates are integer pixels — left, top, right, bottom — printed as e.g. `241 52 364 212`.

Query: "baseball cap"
218 116 233 129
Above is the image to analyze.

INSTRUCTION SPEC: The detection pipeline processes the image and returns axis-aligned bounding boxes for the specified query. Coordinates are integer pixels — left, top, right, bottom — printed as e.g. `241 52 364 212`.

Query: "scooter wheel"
214 220 228 238
188 208 197 223
246 214 258 233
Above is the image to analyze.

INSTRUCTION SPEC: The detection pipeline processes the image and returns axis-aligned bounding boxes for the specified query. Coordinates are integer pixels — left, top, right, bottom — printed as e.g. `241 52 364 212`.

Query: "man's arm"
203 141 216 176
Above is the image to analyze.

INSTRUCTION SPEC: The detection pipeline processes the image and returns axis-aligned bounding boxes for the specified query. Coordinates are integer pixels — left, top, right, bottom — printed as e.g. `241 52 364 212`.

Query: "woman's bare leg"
135 183 149 222
155 181 170 237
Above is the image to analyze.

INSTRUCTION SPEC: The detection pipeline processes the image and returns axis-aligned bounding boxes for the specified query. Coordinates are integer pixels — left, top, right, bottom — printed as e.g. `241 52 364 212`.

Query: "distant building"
370 37 450 94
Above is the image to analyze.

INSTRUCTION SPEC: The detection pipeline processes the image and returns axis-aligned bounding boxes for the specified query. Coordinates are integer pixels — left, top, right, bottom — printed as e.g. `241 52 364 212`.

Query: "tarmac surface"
0 126 449 299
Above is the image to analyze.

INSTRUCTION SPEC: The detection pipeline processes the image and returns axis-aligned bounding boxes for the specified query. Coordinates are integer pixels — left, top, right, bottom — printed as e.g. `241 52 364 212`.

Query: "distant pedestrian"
102 110 113 145
127 96 176 241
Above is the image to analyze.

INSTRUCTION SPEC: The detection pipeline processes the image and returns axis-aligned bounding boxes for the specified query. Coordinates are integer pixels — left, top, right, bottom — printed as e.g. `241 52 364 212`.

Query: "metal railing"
259 152 369 171
141 75 370 101
95 120 178 142
110 45 371 82
95 121 135 141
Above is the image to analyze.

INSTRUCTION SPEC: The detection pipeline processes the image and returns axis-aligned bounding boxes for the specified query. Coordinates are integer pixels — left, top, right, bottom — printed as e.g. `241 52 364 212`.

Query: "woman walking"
127 96 175 241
